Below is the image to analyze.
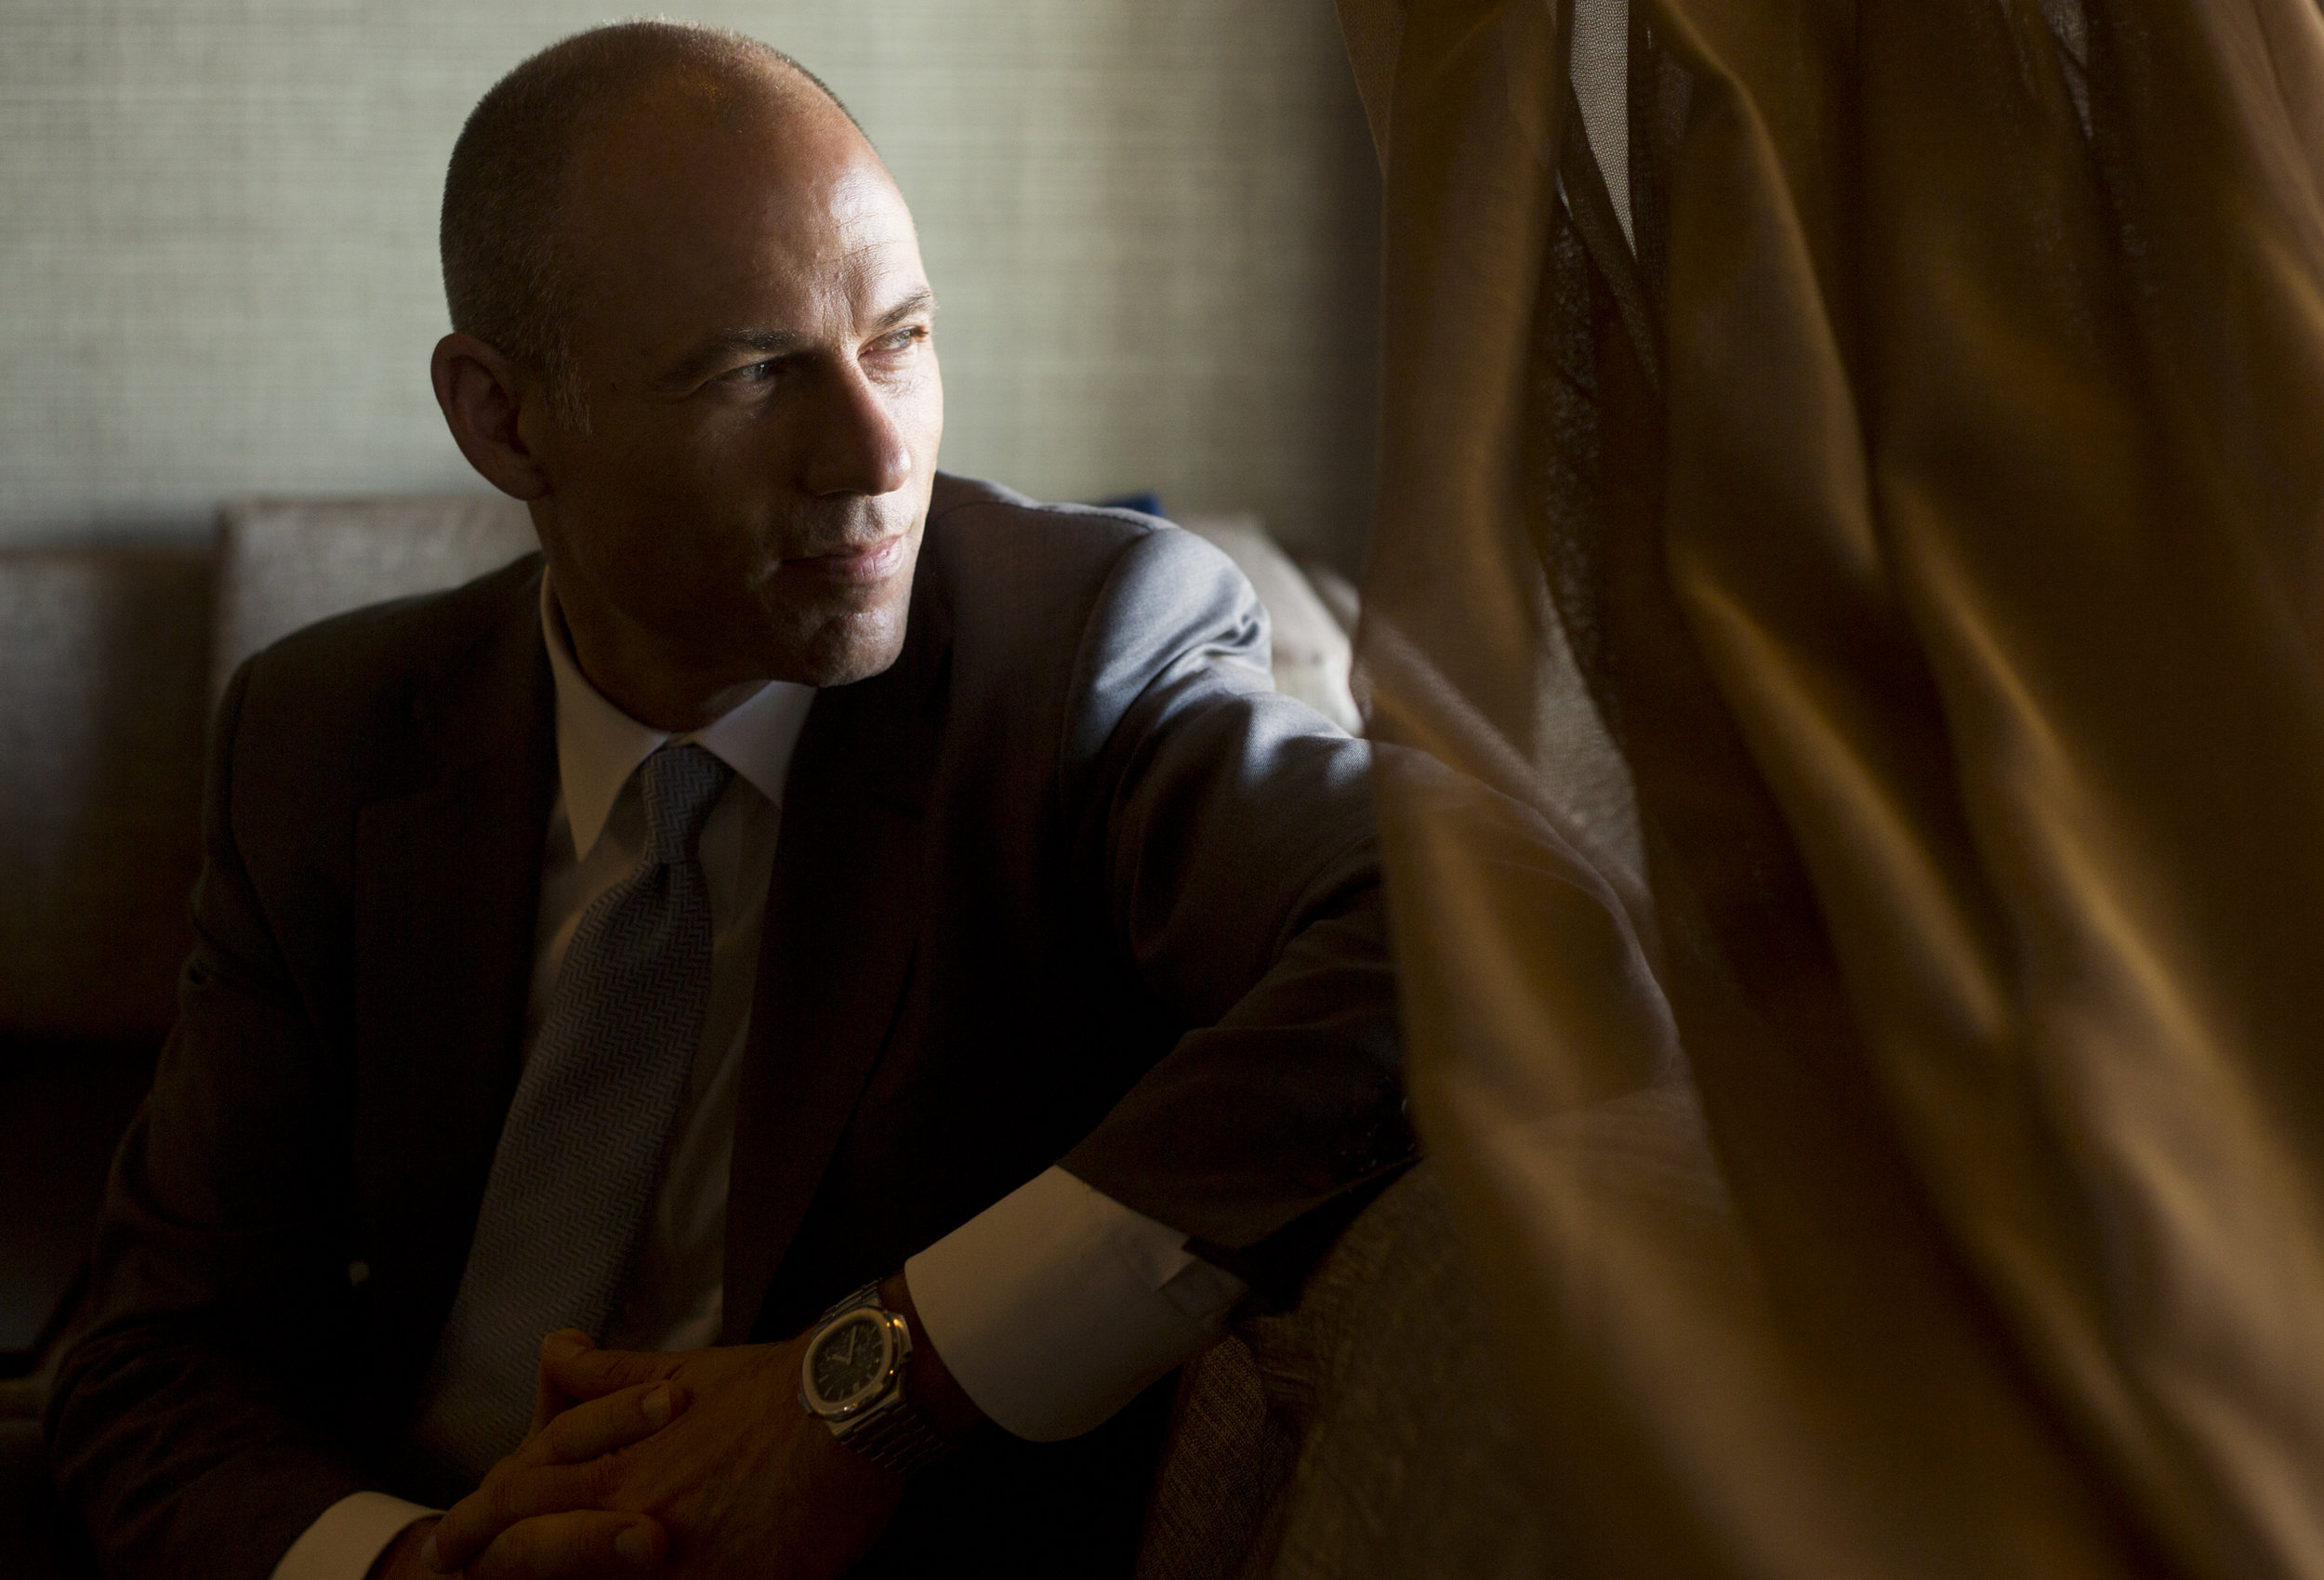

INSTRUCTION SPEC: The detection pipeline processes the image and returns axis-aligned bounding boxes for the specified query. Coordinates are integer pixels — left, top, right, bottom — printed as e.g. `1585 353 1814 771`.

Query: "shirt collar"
540 573 817 860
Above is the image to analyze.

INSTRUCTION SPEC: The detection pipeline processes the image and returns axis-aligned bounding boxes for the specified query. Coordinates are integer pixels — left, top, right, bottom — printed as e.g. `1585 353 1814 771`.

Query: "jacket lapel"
351 560 557 1419
722 578 950 1343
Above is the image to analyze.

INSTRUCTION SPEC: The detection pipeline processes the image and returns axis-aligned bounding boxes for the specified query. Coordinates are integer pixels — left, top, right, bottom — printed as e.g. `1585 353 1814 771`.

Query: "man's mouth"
788 535 908 583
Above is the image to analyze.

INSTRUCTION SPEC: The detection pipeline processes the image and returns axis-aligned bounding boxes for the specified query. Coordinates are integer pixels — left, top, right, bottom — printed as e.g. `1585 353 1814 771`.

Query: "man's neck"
547 581 767 734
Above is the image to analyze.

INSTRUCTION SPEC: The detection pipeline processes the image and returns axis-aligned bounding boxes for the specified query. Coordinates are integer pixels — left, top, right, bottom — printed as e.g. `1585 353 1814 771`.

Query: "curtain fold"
1341 0 2324 1572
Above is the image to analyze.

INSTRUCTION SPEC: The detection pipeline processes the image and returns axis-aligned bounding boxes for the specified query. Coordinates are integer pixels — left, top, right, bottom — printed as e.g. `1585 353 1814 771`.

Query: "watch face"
811 1312 891 1408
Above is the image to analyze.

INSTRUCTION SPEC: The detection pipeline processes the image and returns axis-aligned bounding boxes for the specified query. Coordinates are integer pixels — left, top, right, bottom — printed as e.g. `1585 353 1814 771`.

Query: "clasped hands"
396 1327 902 1580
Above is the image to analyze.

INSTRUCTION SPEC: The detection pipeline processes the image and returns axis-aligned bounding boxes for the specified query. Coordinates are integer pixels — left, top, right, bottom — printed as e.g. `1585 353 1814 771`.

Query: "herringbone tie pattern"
408 744 733 1482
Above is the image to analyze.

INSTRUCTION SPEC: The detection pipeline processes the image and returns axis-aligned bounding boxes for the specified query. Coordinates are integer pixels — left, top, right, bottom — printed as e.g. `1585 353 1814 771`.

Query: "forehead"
560 84 922 352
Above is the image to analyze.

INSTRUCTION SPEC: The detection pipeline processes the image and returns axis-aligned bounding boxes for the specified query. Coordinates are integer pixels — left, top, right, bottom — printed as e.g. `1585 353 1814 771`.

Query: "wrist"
878 1269 984 1442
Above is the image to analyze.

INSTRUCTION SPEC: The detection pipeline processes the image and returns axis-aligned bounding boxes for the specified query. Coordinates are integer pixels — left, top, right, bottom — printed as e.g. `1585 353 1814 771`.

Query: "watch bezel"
799 1303 910 1422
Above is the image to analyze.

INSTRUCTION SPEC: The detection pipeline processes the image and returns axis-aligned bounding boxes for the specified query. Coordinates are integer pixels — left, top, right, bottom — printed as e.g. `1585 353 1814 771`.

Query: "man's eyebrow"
657 292 939 393
656 328 808 392
871 288 940 331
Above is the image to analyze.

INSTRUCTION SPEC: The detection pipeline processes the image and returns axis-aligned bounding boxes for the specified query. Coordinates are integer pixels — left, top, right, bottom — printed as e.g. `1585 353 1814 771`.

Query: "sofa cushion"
0 1416 99 1579
0 547 210 1039
0 1039 156 1376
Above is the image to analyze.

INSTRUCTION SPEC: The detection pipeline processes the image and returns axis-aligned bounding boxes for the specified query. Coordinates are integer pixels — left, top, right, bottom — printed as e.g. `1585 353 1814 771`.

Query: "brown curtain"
1339 0 2324 1573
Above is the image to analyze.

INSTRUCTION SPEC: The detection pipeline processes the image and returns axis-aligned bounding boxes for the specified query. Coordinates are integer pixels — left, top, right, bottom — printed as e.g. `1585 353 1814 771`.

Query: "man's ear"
431 331 555 502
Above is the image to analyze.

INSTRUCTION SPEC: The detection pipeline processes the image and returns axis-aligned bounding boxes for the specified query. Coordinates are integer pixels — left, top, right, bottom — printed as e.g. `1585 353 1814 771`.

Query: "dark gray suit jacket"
47 474 1410 1578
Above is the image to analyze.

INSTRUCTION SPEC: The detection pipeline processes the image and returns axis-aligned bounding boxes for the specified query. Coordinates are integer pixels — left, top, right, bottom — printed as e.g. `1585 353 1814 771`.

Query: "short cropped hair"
440 20 859 424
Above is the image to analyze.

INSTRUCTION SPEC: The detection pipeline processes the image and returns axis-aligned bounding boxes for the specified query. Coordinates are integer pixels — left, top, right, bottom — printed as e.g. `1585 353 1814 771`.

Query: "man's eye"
874 327 928 353
720 361 779 386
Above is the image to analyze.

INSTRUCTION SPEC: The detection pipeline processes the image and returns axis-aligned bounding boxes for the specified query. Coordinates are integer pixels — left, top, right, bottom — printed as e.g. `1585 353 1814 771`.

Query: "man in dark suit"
47 21 1406 1580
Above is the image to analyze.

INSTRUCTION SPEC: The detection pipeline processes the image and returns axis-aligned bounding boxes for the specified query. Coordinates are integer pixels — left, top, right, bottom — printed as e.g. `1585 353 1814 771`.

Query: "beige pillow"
1176 514 1360 734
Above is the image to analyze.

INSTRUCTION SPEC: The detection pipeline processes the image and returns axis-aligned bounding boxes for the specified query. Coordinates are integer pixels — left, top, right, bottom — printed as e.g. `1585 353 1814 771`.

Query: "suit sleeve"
46 660 373 1580
1056 526 1415 1298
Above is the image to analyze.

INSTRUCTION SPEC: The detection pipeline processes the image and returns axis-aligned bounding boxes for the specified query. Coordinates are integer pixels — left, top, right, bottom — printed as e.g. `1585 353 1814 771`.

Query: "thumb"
527 1328 596 1437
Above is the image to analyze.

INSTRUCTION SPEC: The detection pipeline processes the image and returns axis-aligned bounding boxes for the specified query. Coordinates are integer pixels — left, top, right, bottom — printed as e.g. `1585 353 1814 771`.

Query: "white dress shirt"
272 575 1246 1580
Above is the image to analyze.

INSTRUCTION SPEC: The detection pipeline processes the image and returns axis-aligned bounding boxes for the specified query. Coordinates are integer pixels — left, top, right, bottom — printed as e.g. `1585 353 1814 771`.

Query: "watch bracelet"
812 1279 958 1475
836 1388 956 1475
814 1278 888 1330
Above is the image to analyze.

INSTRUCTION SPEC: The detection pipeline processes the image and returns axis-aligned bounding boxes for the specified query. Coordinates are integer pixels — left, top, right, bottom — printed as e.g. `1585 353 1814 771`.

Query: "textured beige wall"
0 1 1380 566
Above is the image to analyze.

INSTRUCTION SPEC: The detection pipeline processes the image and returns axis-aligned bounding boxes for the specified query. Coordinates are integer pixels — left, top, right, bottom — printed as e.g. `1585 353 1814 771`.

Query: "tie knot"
636 744 734 864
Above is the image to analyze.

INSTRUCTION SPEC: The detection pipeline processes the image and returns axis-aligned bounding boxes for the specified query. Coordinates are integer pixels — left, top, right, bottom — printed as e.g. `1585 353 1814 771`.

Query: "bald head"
441 20 865 415
429 19 939 714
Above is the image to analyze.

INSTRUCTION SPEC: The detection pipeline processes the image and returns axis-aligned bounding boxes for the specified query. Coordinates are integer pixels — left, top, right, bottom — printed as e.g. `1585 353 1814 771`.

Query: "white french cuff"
903 1165 1248 1442
270 1490 439 1580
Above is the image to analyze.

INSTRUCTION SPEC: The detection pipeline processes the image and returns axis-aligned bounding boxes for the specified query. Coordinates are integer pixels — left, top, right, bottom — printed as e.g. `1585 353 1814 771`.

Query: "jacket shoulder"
920 472 1256 640
915 473 1273 763
221 552 545 828
924 472 1159 572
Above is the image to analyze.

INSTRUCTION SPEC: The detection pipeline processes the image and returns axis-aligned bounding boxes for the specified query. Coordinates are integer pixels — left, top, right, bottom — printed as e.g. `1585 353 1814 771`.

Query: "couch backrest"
209 494 536 698
3 494 1358 1041
1 497 537 1041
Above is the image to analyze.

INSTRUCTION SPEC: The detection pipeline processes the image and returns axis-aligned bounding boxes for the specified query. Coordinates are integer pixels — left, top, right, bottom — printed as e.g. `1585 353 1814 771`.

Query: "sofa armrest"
1135 1163 1548 1580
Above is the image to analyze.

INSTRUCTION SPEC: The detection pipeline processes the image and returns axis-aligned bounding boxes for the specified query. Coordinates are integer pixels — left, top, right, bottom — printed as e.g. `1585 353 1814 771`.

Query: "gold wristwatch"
798 1280 956 1475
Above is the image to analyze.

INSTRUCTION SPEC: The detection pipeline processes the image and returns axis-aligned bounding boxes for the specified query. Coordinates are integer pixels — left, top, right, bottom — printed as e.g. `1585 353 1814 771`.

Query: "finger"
544 1339 681 1402
465 1511 667 1580
529 1329 596 1439
429 1442 657 1574
529 1380 687 1468
430 1386 680 1577
436 1381 687 1569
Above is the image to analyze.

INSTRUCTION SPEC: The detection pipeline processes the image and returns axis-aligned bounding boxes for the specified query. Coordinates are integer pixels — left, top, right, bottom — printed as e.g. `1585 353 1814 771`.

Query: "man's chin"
746 540 919 688
785 599 912 689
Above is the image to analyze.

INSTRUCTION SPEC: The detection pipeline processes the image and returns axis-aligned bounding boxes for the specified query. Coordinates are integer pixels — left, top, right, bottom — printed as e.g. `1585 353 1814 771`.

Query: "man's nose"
798 360 914 498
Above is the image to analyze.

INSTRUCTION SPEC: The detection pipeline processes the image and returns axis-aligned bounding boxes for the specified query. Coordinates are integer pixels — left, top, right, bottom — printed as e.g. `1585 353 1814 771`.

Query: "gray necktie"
409 743 734 1482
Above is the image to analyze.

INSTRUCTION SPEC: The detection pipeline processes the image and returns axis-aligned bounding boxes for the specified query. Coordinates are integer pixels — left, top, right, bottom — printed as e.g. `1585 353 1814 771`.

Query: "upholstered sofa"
0 496 1533 1577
